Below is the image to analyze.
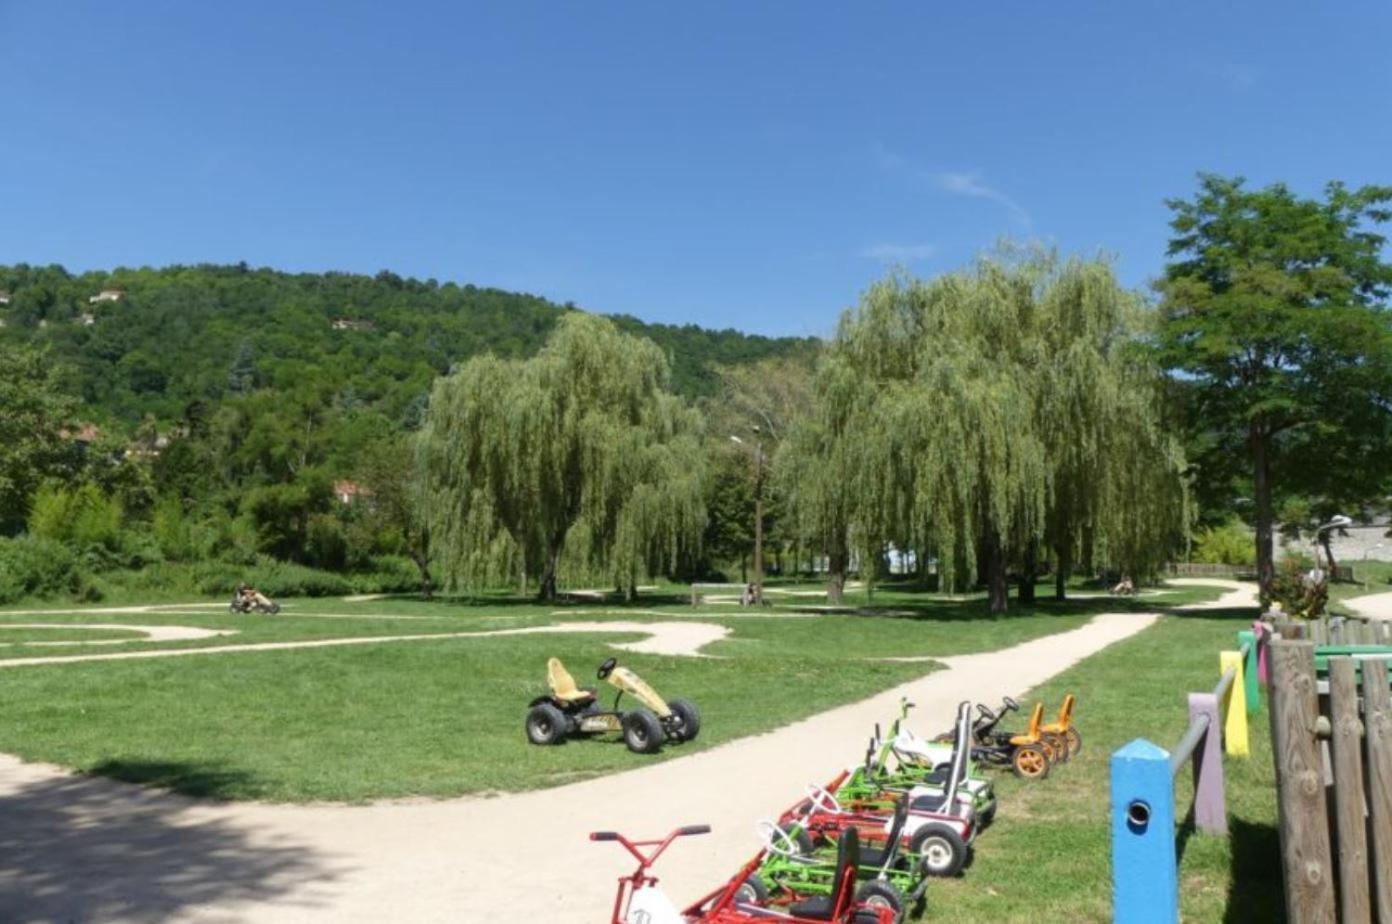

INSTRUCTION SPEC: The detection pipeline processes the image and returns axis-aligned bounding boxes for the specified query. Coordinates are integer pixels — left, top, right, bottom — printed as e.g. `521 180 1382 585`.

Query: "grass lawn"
0 582 1215 803
930 598 1280 923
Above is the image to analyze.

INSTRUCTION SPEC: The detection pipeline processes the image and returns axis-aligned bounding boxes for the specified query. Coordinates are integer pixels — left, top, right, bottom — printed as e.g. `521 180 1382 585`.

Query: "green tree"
786 252 1185 613
357 434 433 596
419 313 706 600
1157 174 1392 596
0 343 79 533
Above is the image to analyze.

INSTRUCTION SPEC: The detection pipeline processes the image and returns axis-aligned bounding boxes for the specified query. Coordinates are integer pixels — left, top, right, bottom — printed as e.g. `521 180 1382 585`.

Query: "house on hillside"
333 480 373 505
0 291 11 305
78 313 96 326
330 318 377 332
89 288 125 304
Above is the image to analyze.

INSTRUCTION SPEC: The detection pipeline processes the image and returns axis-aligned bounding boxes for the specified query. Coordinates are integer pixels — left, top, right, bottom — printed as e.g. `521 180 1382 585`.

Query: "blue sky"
1 2 1388 336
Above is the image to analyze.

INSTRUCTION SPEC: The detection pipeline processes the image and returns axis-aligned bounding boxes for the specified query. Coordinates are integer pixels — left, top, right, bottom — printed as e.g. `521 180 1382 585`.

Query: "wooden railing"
1266 631 1392 923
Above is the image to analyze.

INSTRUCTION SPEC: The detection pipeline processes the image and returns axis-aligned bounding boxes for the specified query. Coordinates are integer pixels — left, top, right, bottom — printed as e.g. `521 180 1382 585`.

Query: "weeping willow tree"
1037 258 1190 598
784 249 1186 613
417 313 706 600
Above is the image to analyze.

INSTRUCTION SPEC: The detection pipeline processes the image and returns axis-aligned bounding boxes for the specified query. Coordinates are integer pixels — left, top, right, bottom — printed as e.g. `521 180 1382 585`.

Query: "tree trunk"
1018 543 1037 605
1251 423 1275 598
985 532 1008 614
538 544 562 601
741 555 748 583
1320 535 1338 576
1053 543 1070 601
411 552 433 599
827 542 848 605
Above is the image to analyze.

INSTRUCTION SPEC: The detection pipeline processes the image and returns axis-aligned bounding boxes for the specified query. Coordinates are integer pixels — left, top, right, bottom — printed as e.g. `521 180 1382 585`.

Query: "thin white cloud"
932 170 1032 228
874 145 1032 229
860 242 937 263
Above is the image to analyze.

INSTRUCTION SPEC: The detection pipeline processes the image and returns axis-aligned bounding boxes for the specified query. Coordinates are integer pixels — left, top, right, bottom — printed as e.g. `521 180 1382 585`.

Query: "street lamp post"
730 429 765 605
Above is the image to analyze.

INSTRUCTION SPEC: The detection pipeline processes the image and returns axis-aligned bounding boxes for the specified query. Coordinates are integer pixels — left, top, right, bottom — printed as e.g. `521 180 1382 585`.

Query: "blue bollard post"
1237 629 1259 713
1112 738 1178 923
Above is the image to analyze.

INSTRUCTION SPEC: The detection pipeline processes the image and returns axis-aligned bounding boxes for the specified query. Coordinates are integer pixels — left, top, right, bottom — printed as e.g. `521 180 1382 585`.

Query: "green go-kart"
835 700 997 827
737 799 928 923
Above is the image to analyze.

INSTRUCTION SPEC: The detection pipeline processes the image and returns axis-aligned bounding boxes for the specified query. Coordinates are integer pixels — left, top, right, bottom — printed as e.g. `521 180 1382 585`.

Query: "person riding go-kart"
229 583 280 615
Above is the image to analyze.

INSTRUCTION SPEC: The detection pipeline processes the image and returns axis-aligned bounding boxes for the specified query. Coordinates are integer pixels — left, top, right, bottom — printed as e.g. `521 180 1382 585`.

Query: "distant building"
89 288 125 304
331 318 377 332
60 423 102 444
333 480 372 504
78 313 97 326
0 291 11 305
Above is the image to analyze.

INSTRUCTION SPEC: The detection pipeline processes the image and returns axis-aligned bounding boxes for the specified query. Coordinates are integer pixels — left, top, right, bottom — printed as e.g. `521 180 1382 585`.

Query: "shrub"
28 482 124 549
1267 555 1328 618
1191 519 1255 566
0 537 86 603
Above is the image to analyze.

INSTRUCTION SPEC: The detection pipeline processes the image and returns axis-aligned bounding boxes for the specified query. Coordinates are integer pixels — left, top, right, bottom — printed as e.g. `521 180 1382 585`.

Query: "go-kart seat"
546 658 596 705
1009 702 1045 746
858 799 908 868
1042 693 1075 735
788 828 861 921
908 792 952 814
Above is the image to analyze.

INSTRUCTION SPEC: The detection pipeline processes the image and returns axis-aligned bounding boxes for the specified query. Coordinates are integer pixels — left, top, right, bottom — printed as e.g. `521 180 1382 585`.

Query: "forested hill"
0 263 816 429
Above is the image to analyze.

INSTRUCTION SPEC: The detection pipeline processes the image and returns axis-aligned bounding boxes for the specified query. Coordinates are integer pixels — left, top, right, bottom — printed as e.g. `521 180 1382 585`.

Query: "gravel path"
0 580 1255 923
1344 590 1392 621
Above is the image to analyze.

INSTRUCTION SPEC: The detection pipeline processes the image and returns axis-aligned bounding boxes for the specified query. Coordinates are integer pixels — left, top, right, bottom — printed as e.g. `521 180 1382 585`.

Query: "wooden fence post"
1239 628 1260 713
1220 651 1250 757
1362 658 1392 922
1190 692 1227 834
1269 639 1336 923
1328 658 1371 924
1112 738 1178 923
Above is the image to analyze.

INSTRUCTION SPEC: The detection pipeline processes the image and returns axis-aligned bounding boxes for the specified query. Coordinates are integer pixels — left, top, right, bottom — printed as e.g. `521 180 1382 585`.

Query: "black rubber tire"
668 698 702 742
622 708 664 754
734 873 769 905
909 823 967 877
978 802 997 828
268 603 281 615
1042 731 1068 763
854 880 905 921
789 826 816 855
525 703 568 745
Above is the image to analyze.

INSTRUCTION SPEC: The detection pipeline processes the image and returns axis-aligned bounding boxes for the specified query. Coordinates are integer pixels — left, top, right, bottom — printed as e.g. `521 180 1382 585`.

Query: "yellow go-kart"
525 657 702 754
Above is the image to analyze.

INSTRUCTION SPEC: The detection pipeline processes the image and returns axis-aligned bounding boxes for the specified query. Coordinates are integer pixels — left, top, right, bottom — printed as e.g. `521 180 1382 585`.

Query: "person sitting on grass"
1111 575 1136 596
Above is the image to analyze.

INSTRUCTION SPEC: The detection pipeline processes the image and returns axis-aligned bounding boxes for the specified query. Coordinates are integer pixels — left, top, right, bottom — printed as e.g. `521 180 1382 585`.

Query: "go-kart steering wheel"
755 820 806 859
805 784 842 815
1002 696 1020 712
597 657 617 680
976 702 998 722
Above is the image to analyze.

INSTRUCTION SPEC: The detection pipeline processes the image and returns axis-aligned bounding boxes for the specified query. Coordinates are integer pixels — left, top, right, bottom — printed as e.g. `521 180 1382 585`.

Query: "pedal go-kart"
933 696 1057 780
740 799 928 921
685 827 898 924
837 701 997 826
228 594 280 615
526 656 701 754
783 702 976 877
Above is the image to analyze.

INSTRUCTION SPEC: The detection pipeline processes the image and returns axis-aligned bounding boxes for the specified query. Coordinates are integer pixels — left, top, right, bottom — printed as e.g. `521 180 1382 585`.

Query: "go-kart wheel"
622 708 663 754
597 657 617 680
1011 743 1050 780
1042 731 1069 763
525 703 568 745
733 873 769 905
910 823 967 877
978 802 997 827
854 880 905 918
268 603 281 615
1065 727 1082 757
668 698 701 742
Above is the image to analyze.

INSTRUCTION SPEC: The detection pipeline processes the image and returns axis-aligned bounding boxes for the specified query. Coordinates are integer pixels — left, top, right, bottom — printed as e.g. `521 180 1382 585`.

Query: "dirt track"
0 580 1256 923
